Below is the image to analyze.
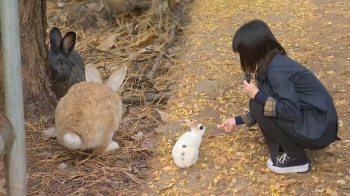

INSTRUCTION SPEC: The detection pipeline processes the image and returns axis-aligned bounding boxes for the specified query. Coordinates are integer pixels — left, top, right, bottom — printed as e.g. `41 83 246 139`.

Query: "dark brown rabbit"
49 27 85 99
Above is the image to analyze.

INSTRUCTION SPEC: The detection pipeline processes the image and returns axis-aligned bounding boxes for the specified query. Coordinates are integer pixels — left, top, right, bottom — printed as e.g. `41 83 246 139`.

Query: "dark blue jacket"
256 53 339 148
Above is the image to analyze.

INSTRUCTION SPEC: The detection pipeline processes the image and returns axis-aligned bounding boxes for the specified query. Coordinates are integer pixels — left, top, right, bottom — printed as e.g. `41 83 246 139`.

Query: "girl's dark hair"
232 20 286 73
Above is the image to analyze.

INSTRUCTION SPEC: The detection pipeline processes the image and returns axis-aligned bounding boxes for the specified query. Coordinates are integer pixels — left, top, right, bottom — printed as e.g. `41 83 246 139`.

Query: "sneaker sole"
266 158 273 166
266 162 311 174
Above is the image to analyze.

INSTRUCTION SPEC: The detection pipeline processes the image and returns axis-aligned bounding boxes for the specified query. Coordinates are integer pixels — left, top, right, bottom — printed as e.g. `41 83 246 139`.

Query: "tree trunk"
0 0 56 121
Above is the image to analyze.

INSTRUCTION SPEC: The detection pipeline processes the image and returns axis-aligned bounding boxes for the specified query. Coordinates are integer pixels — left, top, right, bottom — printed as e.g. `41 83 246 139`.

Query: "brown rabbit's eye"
199 125 204 130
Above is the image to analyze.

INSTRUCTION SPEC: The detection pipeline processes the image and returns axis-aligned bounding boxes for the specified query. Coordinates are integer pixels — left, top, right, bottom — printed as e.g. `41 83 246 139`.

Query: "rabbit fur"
172 119 206 168
55 64 126 156
102 0 152 14
49 27 85 98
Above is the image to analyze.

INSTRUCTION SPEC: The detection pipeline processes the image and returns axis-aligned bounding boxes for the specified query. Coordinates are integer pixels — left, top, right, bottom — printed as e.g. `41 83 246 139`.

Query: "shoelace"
276 153 289 164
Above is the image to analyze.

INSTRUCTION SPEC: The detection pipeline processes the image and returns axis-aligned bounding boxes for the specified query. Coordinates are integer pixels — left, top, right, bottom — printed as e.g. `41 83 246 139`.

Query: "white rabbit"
172 119 206 168
55 64 126 156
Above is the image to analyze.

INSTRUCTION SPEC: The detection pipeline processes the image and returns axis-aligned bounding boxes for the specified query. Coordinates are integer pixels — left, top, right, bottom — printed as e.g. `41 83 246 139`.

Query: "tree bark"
0 0 56 121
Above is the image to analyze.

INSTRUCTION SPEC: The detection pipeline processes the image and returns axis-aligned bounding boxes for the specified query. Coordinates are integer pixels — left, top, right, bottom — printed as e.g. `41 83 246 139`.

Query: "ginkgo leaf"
134 33 156 47
136 105 154 117
336 179 347 185
97 33 121 51
326 70 335 75
326 187 333 194
315 185 326 193
338 120 343 127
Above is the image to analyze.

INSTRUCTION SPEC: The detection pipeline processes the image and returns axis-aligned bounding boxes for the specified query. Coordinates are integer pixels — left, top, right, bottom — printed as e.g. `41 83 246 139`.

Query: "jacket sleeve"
266 78 300 122
242 112 257 127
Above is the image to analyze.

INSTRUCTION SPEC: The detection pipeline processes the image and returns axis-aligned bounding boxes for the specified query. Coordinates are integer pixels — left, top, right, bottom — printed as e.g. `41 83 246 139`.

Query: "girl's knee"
249 99 264 118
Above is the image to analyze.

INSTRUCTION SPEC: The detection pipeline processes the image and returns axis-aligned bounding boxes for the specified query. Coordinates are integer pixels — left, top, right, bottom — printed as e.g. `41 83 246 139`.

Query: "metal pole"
0 0 28 195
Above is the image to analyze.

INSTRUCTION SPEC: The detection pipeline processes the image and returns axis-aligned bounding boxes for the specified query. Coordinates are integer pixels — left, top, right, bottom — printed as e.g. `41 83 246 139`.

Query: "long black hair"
232 20 286 73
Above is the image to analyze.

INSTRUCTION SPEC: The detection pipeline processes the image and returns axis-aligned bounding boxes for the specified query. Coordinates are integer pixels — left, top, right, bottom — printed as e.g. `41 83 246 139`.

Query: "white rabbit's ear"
85 64 103 83
192 120 198 127
105 66 127 91
185 119 193 128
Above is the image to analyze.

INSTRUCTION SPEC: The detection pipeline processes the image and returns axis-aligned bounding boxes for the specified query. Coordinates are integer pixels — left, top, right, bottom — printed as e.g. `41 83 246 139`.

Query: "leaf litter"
144 0 350 195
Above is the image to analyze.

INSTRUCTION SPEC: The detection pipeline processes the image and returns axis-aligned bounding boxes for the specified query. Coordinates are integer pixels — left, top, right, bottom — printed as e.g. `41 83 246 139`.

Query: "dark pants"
249 99 305 163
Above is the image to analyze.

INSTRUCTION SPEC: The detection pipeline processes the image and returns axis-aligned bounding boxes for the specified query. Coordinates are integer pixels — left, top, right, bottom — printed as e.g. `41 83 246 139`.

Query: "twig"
122 93 171 104
146 0 187 78
143 83 175 94
87 43 115 54
122 171 144 185
168 0 176 12
146 53 164 78
87 43 130 59
143 89 171 94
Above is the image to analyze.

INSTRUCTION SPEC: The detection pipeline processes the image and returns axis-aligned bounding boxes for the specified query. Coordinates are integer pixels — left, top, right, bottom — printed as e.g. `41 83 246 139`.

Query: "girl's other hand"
243 80 259 99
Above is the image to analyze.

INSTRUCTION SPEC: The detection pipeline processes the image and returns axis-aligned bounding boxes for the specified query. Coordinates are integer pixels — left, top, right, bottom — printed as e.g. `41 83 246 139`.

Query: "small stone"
140 138 155 151
42 127 56 141
41 116 51 124
57 163 67 170
132 168 140 174
110 181 119 189
42 151 52 158
132 132 144 140
57 2 65 8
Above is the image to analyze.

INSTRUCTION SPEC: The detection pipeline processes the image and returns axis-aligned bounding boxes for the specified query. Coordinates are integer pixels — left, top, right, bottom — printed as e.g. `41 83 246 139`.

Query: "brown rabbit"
55 64 127 155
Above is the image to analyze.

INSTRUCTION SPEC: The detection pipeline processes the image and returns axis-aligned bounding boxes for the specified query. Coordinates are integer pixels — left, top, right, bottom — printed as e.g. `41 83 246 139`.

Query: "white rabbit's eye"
199 125 204 130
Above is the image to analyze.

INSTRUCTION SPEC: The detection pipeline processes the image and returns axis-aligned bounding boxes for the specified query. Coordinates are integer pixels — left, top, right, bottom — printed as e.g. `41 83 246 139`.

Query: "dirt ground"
143 0 350 195
0 0 349 195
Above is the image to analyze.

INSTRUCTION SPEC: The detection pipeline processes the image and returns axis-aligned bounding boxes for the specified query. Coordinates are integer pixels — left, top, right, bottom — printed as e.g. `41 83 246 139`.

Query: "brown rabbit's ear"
85 64 103 83
105 66 127 92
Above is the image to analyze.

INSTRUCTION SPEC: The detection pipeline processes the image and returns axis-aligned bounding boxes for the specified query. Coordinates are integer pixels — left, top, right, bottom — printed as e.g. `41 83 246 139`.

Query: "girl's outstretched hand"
217 118 236 132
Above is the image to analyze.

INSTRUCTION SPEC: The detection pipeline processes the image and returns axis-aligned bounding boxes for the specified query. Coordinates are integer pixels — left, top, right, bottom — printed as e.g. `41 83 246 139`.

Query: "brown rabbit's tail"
62 132 82 150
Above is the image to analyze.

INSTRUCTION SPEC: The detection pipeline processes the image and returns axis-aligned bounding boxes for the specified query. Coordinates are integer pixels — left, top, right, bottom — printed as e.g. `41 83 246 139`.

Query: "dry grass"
23 116 157 195
46 0 183 90
0 0 187 195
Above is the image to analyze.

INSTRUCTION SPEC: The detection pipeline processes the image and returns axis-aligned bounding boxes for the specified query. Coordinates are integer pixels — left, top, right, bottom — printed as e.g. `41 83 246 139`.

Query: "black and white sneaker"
266 158 273 166
266 153 311 174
